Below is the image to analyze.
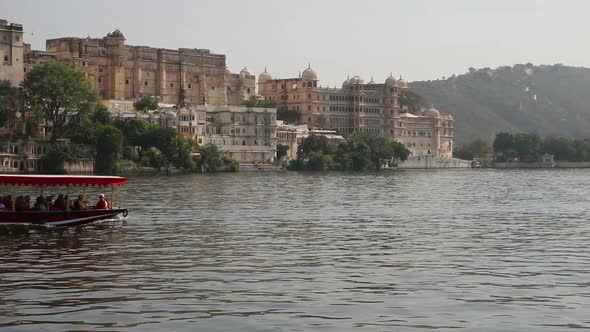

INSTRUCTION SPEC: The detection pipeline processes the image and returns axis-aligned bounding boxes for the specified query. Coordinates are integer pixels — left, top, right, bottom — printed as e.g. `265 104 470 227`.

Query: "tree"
94 125 124 175
22 61 99 142
242 95 277 108
91 105 112 125
133 96 159 111
313 114 327 128
276 144 289 160
454 139 492 160
118 118 154 146
199 143 222 172
513 133 541 162
493 132 515 161
0 96 8 128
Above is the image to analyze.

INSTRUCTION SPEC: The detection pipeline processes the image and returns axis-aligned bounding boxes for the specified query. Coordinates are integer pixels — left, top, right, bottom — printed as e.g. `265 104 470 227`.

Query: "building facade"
109 104 278 164
23 29 255 105
0 19 24 86
258 65 455 157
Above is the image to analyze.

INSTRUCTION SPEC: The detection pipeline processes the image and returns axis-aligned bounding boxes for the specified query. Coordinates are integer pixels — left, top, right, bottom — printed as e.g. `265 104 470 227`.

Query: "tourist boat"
0 175 128 226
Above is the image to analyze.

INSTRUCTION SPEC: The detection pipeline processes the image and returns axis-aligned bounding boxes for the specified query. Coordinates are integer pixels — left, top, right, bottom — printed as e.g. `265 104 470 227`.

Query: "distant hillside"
409 64 590 145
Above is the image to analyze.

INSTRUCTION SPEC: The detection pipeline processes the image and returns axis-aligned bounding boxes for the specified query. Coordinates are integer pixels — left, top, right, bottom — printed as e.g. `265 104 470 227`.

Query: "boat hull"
0 208 128 226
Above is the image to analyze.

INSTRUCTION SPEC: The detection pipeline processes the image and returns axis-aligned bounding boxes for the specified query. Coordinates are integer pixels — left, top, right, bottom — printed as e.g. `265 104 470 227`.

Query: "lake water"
1 169 590 331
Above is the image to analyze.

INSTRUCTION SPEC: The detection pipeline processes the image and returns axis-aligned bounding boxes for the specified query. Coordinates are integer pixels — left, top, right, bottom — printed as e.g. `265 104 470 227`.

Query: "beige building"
258 65 455 157
0 139 94 174
276 121 345 160
109 104 278 163
0 19 24 86
23 29 255 106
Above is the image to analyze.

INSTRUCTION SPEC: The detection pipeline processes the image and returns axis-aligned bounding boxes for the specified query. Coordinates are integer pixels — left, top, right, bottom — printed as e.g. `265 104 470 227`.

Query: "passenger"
3 195 13 211
96 194 109 209
53 194 66 211
34 196 48 211
74 195 86 210
45 196 54 210
14 196 25 212
24 196 31 211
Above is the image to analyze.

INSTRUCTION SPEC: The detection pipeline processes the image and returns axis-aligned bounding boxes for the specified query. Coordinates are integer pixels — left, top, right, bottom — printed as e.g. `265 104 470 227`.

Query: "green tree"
242 95 277 108
91 105 112 125
199 143 223 172
0 95 8 128
276 144 289 160
513 133 541 162
493 132 515 161
22 61 99 142
454 139 492 160
118 118 154 146
133 96 159 111
313 114 327 128
94 125 124 175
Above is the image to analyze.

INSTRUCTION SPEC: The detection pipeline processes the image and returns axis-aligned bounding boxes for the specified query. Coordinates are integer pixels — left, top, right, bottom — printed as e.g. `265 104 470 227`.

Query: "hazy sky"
2 0 588 87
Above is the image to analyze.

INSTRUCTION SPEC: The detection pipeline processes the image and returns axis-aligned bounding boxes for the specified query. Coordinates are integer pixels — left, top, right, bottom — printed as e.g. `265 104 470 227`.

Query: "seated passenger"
96 194 109 209
24 196 31 211
34 196 48 211
14 196 25 212
53 194 66 211
3 195 13 211
74 195 86 210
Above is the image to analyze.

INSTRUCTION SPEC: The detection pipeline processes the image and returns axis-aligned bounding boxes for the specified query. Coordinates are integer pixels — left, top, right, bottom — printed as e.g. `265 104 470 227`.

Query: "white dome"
397 76 408 88
224 67 232 75
258 67 272 83
424 107 440 117
240 67 251 77
342 76 351 88
385 73 397 86
350 75 364 84
302 64 318 80
367 77 375 84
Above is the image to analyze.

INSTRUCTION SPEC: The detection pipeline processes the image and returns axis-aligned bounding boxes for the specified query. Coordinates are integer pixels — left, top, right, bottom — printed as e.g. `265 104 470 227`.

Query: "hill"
409 64 590 145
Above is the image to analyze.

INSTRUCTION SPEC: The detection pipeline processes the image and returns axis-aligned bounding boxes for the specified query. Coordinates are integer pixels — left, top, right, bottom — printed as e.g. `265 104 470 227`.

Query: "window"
15 36 20 42
144 81 148 86
3 56 7 62
211 86 215 90
82 61 86 66
188 83 192 89
125 79 129 85
98 78 102 83
98 68 103 73
247 88 251 93
170 83 174 88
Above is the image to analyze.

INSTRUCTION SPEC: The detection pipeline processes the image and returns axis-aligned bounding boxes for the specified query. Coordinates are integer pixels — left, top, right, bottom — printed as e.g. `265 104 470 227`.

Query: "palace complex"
258 66 455 157
1 18 457 161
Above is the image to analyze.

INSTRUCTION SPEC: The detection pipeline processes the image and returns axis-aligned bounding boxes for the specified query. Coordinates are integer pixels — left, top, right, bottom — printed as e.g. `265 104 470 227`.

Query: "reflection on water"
2 169 590 331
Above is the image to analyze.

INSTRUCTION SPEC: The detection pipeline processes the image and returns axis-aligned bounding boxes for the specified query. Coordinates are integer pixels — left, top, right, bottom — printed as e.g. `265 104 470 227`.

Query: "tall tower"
0 19 24 87
104 29 126 100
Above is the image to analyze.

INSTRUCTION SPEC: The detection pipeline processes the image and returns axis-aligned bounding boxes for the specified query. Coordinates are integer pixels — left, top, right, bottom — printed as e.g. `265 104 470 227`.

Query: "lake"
1 169 590 331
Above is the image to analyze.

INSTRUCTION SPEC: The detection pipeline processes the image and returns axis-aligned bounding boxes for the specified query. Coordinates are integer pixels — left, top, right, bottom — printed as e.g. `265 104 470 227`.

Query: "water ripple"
1 169 590 331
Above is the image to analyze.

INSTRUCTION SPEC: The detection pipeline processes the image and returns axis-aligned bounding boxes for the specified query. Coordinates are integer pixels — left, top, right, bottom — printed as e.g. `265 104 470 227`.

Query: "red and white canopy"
0 175 127 187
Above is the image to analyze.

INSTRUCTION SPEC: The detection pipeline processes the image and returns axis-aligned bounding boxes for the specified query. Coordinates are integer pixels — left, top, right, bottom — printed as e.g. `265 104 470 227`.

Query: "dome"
342 76 351 88
397 76 408 88
367 76 375 85
258 67 272 83
224 67 232 75
240 67 251 77
423 106 440 117
110 29 124 38
301 64 318 81
385 73 397 86
350 75 364 84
